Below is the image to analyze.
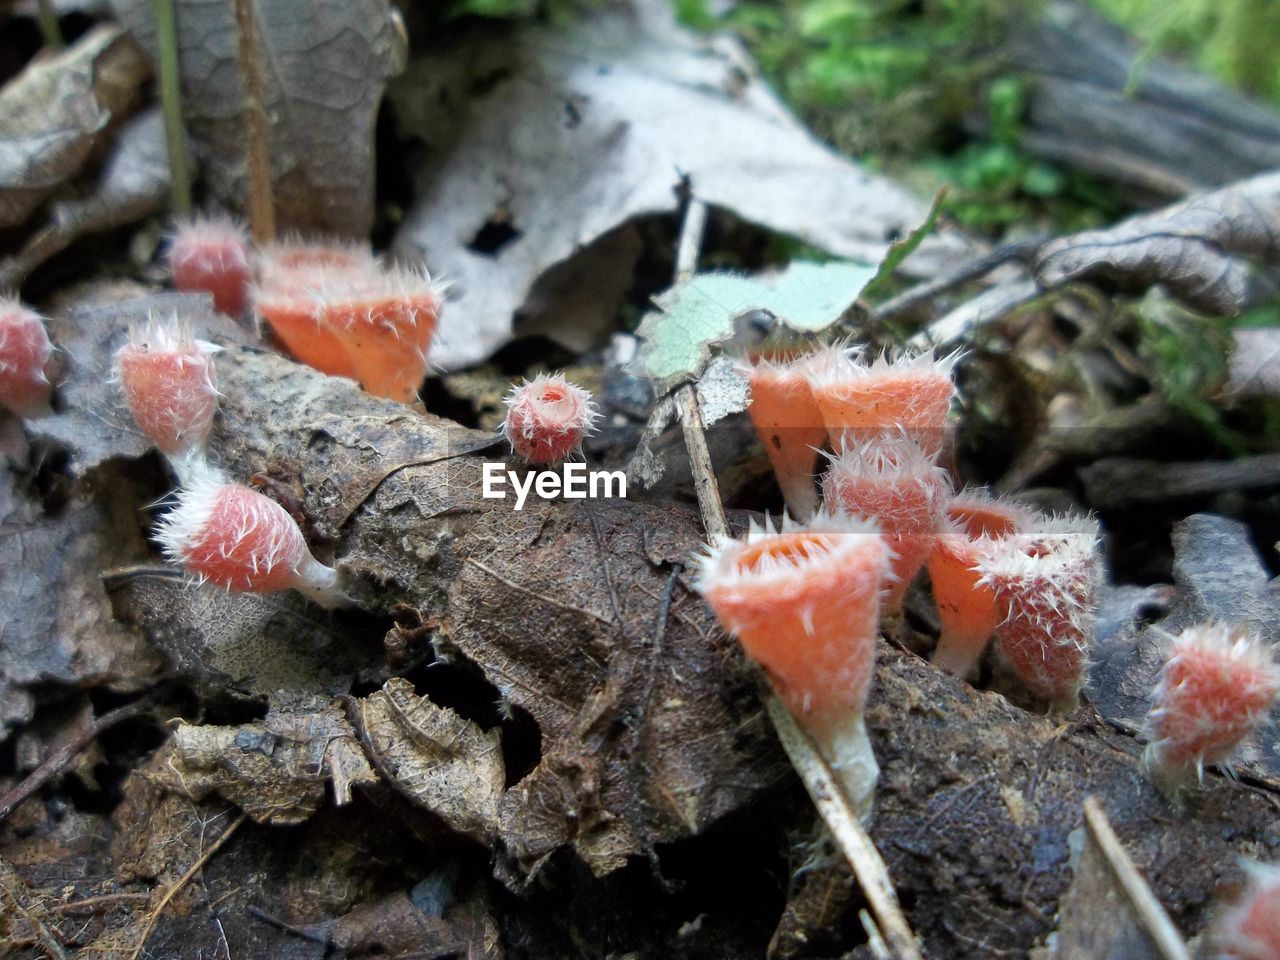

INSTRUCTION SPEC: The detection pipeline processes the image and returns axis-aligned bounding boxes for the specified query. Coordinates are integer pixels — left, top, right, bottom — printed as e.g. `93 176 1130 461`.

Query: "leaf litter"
390 5 977 369
3 3 1280 958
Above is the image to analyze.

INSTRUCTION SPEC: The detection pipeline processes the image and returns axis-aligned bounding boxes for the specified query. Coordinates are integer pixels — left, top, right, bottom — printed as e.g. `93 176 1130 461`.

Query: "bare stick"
670 197 729 540
36 0 64 50
231 0 275 244
870 238 1042 327
47 892 152 914
154 0 191 216
0 699 152 822
1079 797 1191 960
767 699 924 960
130 811 247 960
906 278 1041 352
0 876 68 960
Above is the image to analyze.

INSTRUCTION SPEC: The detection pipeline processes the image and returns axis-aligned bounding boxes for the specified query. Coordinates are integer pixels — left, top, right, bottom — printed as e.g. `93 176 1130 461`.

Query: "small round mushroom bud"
0 297 55 417
927 491 1036 678
116 315 220 481
807 348 958 455
741 345 848 521
501 372 599 464
820 432 951 613
167 216 253 317
974 514 1102 709
1213 861 1280 960
1143 623 1280 789
254 242 442 403
696 510 891 819
155 476 347 608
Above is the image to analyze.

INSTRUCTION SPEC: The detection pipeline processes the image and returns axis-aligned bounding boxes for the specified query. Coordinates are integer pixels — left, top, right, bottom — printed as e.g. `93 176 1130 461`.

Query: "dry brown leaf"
154 696 376 825
0 108 170 291
105 568 378 708
1035 171 1280 314
1089 513 1280 780
110 0 407 236
211 347 790 878
353 677 505 843
0 24 149 229
208 349 499 542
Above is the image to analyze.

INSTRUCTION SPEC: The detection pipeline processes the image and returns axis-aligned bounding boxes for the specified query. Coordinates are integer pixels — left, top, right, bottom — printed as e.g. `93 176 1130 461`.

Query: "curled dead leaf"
0 464 160 743
391 8 975 368
1035 171 1280 314
353 677 505 843
0 108 170 291
0 25 149 229
1226 327 1280 401
155 697 376 825
30 292 253 477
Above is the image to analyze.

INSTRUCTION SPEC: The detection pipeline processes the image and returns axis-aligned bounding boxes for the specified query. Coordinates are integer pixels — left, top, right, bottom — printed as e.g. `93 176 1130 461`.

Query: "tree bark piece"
1008 0 1280 201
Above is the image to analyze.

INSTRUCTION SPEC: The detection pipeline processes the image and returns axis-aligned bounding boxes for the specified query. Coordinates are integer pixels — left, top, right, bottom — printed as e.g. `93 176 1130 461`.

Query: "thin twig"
1080 798 1190 960
674 386 728 539
0 699 152 823
36 0 64 50
46 892 152 914
153 0 191 216
871 238 1042 327
0 876 68 960
130 812 247 960
767 699 923 960
670 196 728 540
231 0 275 244
860 909 893 960
906 278 1042 352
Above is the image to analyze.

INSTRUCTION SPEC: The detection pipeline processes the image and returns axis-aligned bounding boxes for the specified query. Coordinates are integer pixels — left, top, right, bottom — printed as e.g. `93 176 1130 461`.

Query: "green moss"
1092 0 1280 103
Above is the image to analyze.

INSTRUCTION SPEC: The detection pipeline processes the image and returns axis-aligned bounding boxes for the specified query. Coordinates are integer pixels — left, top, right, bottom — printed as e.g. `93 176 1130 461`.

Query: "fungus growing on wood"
740 345 846 520
156 475 347 608
254 241 441 403
500 372 599 464
1144 622 1280 789
974 514 1101 708
1214 860 1280 960
927 491 1035 678
696 511 891 818
0 297 55 417
820 432 951 612
807 348 957 455
116 315 220 481
167 216 252 317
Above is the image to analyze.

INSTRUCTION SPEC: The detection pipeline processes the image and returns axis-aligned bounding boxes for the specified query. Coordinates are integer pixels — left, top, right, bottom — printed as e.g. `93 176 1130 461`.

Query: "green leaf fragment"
635 260 876 387
862 185 947 300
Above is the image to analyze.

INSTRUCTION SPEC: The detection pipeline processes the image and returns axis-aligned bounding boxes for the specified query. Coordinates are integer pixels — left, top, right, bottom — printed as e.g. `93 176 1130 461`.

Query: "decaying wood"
1080 452 1280 508
1007 0 1280 201
194 347 1280 957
